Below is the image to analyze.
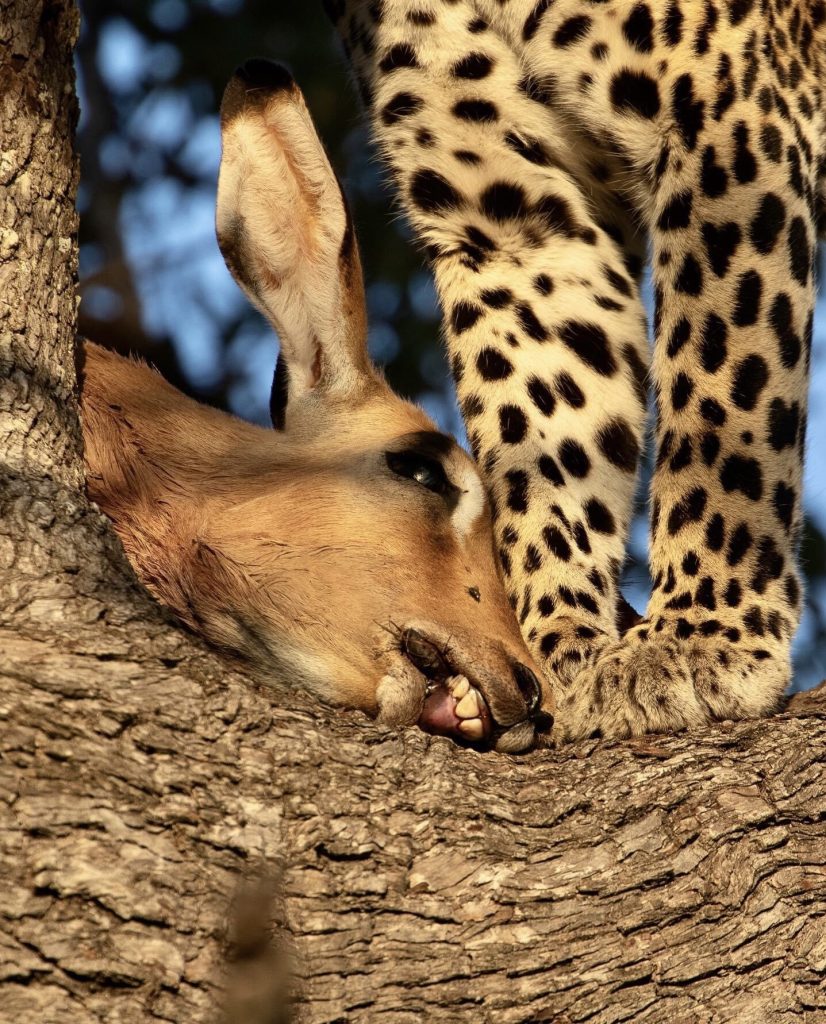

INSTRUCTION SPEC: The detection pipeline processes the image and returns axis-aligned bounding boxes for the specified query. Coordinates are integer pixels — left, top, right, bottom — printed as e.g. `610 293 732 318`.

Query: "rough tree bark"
0 3 824 1022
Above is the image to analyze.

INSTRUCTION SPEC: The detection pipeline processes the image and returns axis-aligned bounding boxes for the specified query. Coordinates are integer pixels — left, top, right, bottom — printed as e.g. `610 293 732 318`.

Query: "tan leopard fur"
326 0 826 740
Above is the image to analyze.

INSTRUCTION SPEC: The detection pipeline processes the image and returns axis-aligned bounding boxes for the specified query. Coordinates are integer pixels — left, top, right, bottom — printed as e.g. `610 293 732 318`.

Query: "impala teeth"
455 690 480 719
459 718 484 740
450 676 470 700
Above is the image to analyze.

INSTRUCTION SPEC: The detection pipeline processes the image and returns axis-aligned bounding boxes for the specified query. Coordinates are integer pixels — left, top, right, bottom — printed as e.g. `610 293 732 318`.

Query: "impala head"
81 60 554 752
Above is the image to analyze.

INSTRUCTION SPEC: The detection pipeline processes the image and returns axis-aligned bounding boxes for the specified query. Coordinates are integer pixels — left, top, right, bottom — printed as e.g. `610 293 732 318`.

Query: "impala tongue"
419 687 459 734
417 676 493 744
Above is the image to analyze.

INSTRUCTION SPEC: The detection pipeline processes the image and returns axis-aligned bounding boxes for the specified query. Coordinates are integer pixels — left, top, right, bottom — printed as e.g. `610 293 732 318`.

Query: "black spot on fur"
671 373 694 410
696 577 716 610
596 418 639 472
480 287 511 308
702 221 741 277
610 70 661 118
410 169 462 213
523 0 554 41
408 9 434 26
559 439 591 478
481 182 529 221
701 145 728 198
774 481 795 530
720 454 763 501
664 1 683 44
706 513 725 551
505 132 552 166
516 302 548 341
535 194 579 236
733 122 757 183
683 551 700 575
382 92 423 124
699 313 728 373
499 404 528 444
553 14 592 47
505 470 529 513
713 54 736 121
750 192 786 254
675 253 703 295
768 398 800 451
658 191 693 230
379 44 419 73
788 216 811 285
701 432 720 466
604 266 632 297
586 498 617 535
624 344 648 407
760 122 782 162
731 354 769 410
527 376 556 416
667 317 692 358
743 606 765 636
733 269 762 326
623 4 655 52
465 225 495 253
750 536 784 594
451 302 482 334
452 52 494 79
461 394 484 419
538 454 564 486
574 525 591 554
453 99 498 122
700 397 726 426
667 487 708 535
672 73 705 150
543 525 571 560
729 0 755 25
671 436 693 471
523 544 543 573
727 522 753 566
769 292 801 368
476 347 514 380
555 372 585 408
559 320 617 375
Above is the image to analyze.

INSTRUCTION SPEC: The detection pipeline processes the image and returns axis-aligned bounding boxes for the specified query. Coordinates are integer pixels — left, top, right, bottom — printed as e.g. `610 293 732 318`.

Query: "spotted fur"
326 0 826 740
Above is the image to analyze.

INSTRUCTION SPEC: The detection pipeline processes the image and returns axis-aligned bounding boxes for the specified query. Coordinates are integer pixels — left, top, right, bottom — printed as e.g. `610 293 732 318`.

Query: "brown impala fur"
79 60 553 753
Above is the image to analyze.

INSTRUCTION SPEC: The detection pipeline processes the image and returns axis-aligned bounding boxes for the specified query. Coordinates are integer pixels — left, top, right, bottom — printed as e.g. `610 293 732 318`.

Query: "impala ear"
216 60 373 427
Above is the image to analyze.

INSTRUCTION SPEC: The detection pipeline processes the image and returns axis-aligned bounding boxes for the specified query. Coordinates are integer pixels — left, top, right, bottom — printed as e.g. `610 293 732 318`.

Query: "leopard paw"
552 619 789 743
536 615 615 687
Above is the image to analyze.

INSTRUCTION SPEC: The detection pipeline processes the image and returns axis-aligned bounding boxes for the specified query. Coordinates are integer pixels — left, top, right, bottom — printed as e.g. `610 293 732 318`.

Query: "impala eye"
386 450 452 496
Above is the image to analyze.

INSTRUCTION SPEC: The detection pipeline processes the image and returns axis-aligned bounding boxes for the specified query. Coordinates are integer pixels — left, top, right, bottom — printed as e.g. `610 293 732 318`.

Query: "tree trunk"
0 3 824 1023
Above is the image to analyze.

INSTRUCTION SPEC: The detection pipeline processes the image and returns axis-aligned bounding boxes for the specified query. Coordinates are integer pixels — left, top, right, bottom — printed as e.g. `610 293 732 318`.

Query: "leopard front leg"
544 1 821 741
327 0 649 689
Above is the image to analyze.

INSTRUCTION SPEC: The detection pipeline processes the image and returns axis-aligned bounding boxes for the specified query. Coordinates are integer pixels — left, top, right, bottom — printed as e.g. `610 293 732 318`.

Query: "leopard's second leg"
326 0 649 700
543 0 825 740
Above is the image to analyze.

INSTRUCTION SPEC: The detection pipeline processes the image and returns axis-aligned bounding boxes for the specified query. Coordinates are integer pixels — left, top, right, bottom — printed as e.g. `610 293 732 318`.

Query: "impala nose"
513 663 554 732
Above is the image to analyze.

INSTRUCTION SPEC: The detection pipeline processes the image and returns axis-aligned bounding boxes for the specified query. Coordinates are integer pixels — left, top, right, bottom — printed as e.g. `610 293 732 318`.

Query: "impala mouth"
419 673 494 744
400 627 538 752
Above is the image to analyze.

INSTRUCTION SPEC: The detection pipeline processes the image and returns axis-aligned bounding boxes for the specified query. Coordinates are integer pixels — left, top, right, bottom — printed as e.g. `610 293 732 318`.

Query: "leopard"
322 0 826 741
